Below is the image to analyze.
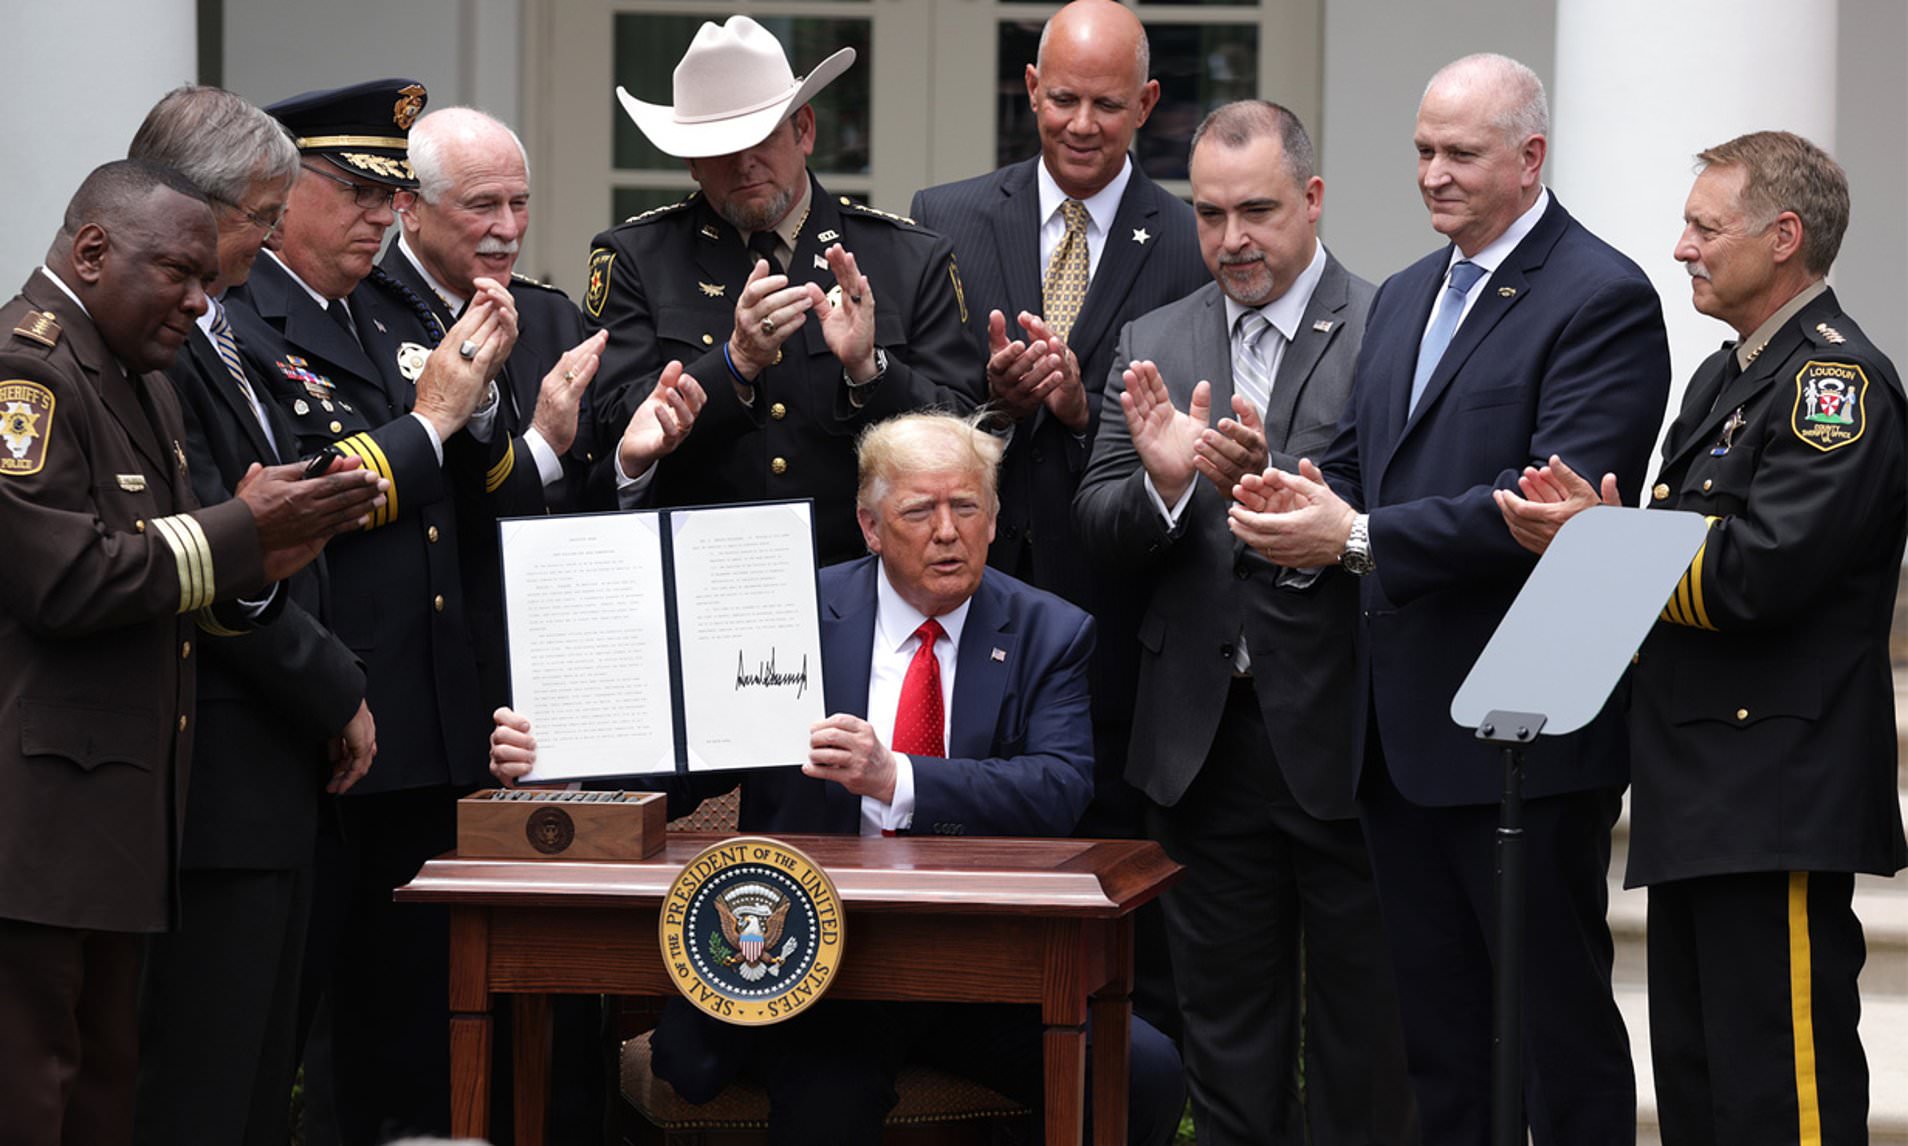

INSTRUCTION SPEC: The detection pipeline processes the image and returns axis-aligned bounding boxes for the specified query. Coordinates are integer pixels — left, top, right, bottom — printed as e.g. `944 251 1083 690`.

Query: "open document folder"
498 499 825 783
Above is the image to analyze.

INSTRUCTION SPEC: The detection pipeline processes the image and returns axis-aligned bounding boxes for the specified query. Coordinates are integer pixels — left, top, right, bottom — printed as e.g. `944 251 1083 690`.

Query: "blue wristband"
722 341 752 388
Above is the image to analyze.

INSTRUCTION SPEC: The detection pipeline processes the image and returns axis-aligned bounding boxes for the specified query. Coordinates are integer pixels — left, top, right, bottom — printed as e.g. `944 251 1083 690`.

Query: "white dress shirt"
859 561 973 836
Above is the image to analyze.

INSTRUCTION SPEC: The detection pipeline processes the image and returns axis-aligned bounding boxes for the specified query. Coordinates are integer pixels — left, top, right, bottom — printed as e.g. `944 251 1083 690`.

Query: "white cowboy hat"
616 16 856 159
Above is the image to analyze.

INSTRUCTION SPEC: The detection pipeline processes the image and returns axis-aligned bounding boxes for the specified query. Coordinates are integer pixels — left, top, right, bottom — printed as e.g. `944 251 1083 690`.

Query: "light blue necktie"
1409 259 1486 412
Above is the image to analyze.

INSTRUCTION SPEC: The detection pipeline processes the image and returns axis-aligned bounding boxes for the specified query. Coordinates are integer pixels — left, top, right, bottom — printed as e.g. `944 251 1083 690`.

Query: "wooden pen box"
457 789 667 861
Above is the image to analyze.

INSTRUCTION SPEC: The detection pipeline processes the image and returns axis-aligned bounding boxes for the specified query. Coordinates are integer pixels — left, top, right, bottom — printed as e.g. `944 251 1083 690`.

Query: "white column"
1 0 197 283
1551 0 1839 429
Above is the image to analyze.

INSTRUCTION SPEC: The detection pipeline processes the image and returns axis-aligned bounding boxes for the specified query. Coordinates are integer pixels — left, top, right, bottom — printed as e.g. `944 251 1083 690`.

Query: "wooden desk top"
398 833 1178 918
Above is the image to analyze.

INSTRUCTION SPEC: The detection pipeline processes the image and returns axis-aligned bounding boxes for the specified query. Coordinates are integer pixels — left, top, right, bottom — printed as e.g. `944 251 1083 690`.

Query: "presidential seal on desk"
660 837 844 1025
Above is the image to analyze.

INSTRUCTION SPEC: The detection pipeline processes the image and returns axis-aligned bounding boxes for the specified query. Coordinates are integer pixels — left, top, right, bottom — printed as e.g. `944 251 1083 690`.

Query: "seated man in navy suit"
490 411 1183 1145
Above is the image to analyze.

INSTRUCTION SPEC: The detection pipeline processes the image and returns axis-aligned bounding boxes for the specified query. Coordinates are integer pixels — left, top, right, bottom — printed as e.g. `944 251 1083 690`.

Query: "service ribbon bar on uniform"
150 513 215 613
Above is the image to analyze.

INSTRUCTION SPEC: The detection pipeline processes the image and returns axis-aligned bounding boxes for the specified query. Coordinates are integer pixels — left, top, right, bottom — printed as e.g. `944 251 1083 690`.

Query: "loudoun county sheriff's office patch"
585 248 616 319
660 837 844 1026
1792 360 1869 453
0 380 56 476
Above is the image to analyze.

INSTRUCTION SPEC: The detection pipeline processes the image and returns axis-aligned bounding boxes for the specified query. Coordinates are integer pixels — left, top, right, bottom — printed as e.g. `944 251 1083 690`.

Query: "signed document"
498 501 824 782
672 503 824 771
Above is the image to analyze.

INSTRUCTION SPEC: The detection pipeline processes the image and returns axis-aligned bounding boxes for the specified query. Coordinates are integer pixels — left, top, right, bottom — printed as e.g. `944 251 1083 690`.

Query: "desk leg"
513 994 552 1146
1044 1024 1087 1146
1090 916 1134 1146
447 907 492 1137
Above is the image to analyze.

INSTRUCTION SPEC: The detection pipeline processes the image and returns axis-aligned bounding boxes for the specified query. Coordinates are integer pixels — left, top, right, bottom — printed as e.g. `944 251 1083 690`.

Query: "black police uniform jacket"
0 271 266 932
1627 286 1908 887
225 255 487 794
167 319 365 868
583 174 984 564
372 248 607 714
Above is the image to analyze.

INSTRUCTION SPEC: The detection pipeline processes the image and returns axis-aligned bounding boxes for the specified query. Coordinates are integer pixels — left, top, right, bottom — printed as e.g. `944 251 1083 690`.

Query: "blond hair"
855 412 1004 513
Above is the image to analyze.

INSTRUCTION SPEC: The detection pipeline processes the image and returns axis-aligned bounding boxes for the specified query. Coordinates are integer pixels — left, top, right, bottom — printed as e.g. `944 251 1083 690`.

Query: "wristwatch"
844 347 889 409
1341 513 1375 576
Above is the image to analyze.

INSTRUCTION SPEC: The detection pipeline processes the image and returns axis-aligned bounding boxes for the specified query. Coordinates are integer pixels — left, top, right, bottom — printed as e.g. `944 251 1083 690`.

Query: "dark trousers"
135 865 312 1146
1360 749 1634 1146
1648 871 1868 1146
312 785 462 1145
651 995 1185 1146
0 918 143 1146
1151 679 1416 1146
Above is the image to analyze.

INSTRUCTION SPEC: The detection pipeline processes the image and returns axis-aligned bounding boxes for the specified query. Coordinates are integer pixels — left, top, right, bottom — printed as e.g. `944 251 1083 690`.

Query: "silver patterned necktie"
1232 309 1275 418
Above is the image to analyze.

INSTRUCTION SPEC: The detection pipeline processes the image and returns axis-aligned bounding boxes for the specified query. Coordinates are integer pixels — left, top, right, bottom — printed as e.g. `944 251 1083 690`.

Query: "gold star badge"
697 282 725 298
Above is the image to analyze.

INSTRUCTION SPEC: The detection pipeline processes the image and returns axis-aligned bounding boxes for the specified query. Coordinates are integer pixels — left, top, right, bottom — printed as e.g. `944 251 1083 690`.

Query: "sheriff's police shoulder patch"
585 247 616 319
0 379 56 476
659 836 844 1026
1791 359 1868 453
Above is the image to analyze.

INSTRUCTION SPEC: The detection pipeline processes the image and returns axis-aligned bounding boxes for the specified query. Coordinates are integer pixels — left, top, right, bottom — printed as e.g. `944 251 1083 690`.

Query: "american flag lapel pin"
990 648 1006 662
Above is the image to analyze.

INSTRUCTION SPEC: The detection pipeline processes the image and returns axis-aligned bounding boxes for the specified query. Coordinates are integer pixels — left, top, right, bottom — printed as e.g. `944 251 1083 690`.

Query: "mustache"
1685 262 1711 282
1218 251 1265 268
476 237 521 256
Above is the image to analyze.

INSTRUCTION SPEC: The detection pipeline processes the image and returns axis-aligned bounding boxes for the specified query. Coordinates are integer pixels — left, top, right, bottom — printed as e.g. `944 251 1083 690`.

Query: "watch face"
1342 546 1374 576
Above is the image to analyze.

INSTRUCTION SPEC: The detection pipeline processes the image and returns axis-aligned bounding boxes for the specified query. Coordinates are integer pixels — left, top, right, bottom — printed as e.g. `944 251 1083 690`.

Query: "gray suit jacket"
1073 252 1373 818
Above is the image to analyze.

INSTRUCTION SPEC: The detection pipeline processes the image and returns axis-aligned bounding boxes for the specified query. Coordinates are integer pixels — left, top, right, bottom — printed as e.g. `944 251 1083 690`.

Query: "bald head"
400 106 531 295
1026 0 1159 200
1422 53 1548 148
1038 0 1148 86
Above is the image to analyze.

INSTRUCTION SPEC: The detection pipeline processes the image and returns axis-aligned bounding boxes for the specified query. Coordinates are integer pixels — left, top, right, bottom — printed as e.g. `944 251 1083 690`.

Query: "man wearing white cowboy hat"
584 14 981 566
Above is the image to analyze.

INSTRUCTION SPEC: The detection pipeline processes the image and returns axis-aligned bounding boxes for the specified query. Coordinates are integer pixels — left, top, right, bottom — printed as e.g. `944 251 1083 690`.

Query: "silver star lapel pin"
1132 227 1151 245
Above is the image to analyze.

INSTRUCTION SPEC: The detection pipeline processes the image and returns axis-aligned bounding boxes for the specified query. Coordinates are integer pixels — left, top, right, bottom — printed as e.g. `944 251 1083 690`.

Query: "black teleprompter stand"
1449 504 1711 1146
1477 709 1545 1146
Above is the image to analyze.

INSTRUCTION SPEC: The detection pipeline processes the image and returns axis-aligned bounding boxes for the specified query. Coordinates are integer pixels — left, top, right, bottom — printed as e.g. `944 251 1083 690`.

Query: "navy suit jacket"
671 557 1096 838
909 159 1205 820
1322 195 1670 806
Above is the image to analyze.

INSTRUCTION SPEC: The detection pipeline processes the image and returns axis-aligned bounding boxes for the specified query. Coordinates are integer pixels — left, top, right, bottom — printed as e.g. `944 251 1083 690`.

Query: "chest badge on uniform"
698 281 726 298
1792 360 1868 453
395 341 430 382
1711 407 1746 456
585 248 616 319
660 837 844 1026
813 253 830 271
0 380 55 476
293 399 311 416
815 229 839 244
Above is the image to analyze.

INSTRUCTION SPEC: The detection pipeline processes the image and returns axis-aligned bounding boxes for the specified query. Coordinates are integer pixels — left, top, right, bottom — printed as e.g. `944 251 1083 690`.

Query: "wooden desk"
397 833 1179 1146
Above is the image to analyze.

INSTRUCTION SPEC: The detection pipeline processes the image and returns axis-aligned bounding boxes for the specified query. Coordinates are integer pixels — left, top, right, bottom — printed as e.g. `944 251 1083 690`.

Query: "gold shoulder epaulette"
625 196 695 225
12 310 60 349
509 272 568 298
1815 322 1848 345
839 197 916 226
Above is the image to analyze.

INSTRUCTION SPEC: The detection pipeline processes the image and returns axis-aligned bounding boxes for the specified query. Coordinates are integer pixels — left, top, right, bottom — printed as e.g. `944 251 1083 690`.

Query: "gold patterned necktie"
1043 198 1090 343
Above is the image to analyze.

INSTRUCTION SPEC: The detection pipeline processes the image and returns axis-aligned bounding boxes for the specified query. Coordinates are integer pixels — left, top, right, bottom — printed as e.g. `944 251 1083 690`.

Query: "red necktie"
891 619 946 758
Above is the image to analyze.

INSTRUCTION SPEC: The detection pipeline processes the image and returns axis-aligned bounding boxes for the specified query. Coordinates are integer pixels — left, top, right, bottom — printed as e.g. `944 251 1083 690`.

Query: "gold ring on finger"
563 369 577 382
761 317 776 336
